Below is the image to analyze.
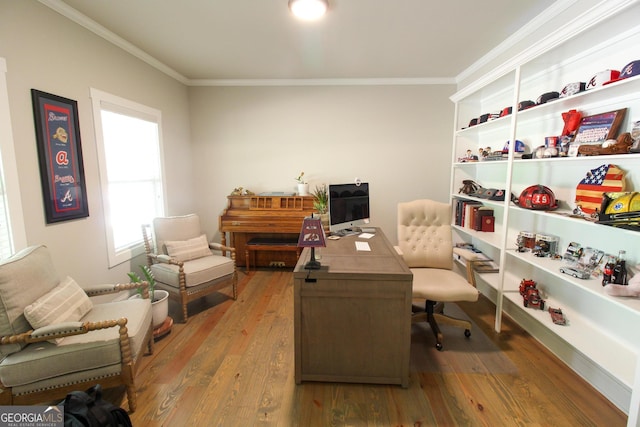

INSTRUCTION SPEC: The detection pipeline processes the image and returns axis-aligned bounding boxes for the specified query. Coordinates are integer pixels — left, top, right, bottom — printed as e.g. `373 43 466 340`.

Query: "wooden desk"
293 229 412 387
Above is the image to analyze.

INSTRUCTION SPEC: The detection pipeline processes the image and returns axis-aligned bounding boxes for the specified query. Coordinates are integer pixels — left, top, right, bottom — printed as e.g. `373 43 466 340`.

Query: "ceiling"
48 0 558 84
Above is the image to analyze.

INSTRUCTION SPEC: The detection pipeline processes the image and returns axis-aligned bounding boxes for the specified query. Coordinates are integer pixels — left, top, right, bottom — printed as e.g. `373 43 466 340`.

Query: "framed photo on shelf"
572 108 627 144
31 89 89 224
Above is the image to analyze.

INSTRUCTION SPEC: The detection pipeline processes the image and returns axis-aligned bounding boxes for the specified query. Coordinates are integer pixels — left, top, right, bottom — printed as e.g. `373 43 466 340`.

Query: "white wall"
0 1 194 285
189 84 455 245
0 0 455 284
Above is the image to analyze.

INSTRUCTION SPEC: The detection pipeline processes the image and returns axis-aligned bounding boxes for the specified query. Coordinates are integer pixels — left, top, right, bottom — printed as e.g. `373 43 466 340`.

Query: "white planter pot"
151 290 169 328
298 183 309 196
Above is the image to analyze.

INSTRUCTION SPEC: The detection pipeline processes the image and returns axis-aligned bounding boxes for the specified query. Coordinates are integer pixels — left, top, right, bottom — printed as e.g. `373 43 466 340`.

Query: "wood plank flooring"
103 270 627 426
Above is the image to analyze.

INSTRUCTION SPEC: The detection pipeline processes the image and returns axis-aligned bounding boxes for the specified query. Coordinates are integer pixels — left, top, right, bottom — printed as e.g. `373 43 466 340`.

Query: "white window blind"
0 58 27 259
91 89 165 267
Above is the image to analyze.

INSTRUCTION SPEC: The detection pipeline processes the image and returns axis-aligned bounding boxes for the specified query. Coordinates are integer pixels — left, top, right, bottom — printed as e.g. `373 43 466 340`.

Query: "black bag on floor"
62 384 133 427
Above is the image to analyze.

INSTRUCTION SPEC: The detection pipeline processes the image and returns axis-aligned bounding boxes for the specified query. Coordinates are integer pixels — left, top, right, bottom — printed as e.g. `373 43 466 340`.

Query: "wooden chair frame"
0 282 153 412
142 224 238 323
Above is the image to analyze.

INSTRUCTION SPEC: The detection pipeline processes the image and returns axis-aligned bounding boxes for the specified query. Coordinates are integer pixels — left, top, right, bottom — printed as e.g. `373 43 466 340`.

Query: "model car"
519 279 536 296
523 287 545 310
559 266 591 279
548 307 567 325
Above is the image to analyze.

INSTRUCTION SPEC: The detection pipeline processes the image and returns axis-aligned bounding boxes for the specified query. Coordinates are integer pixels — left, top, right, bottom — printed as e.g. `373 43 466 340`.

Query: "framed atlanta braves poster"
31 89 89 224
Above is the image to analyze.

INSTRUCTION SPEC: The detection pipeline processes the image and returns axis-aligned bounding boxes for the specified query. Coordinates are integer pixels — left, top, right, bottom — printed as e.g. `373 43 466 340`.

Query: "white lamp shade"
289 0 328 21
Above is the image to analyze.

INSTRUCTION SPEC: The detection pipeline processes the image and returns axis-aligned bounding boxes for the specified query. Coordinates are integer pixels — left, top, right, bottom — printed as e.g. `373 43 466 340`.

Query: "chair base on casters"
412 300 471 351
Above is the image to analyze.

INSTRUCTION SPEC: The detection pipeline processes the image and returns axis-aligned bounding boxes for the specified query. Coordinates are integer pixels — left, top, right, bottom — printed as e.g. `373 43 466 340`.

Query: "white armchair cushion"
24 276 93 342
164 234 212 262
151 255 234 288
0 298 152 390
0 245 60 356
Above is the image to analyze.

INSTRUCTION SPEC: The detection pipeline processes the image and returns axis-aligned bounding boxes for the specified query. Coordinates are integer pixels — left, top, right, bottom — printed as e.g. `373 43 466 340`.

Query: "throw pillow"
164 234 211 262
24 276 93 333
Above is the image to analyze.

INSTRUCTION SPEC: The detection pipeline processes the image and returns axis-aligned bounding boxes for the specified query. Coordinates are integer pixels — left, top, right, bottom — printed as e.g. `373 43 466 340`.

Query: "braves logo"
56 150 69 166
60 189 73 203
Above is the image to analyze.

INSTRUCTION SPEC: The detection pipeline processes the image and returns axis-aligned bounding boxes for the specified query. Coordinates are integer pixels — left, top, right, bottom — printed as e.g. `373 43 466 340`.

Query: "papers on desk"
358 232 375 239
355 241 371 251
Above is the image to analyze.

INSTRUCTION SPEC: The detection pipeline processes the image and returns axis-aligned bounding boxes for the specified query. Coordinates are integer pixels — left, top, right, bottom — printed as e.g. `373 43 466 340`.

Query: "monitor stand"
332 227 361 237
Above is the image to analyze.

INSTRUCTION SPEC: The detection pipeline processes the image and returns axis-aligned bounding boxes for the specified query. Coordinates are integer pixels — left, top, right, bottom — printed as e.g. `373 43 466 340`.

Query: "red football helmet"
516 185 558 210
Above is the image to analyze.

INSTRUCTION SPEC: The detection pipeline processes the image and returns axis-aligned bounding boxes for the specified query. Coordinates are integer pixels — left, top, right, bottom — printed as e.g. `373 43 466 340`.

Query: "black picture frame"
31 89 89 224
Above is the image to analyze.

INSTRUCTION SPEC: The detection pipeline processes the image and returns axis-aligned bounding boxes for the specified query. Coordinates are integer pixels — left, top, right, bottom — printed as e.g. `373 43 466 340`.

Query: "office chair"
397 199 479 350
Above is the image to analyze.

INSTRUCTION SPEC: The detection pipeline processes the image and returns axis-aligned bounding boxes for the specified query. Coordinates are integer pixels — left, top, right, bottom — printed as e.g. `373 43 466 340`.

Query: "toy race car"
523 287 546 310
559 266 591 279
519 279 537 296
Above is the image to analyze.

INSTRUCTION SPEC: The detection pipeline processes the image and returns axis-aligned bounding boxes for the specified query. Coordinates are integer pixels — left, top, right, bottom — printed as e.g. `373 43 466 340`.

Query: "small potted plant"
295 171 309 196
128 265 169 329
312 184 329 227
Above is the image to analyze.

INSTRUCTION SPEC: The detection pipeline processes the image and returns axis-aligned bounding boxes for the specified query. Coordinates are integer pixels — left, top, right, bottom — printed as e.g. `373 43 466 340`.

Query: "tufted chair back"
397 199 453 270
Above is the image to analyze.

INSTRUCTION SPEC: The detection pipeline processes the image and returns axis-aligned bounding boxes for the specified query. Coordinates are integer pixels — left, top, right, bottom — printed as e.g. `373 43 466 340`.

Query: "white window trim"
90 88 166 267
0 58 27 253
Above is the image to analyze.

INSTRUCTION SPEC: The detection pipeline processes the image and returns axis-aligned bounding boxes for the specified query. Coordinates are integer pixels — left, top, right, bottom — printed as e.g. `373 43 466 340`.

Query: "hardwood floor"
103 269 627 426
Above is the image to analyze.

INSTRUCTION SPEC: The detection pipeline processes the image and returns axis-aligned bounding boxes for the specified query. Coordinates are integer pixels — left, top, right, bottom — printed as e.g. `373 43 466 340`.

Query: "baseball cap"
559 82 586 98
585 69 620 90
499 106 512 117
536 91 559 105
604 60 640 85
518 100 535 111
502 140 525 153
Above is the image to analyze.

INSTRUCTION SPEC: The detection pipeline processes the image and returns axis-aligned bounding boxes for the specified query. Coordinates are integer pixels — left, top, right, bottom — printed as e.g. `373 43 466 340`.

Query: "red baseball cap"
585 69 620 90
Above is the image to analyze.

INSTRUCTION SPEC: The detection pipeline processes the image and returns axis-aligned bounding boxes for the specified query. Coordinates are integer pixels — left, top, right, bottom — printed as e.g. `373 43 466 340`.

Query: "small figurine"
230 187 255 196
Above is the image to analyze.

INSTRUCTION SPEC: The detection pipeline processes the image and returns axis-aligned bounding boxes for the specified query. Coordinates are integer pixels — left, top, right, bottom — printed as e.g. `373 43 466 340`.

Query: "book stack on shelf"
454 200 494 232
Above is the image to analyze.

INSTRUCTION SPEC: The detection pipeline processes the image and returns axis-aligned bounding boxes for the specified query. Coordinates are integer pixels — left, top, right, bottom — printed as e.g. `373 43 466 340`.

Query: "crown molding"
189 77 455 87
452 0 639 101
455 0 578 85
38 0 190 85
41 0 628 90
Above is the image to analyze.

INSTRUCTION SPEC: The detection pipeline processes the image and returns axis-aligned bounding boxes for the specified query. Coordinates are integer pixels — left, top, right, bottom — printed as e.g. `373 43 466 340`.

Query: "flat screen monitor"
328 182 370 233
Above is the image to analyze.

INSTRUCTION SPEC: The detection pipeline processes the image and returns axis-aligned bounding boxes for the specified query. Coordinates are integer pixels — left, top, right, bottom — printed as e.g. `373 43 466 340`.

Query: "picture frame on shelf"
572 108 627 144
31 89 89 224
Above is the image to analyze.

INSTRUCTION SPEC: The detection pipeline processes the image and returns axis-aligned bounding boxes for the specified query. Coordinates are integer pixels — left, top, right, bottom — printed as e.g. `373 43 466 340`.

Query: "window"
90 88 165 267
0 58 27 259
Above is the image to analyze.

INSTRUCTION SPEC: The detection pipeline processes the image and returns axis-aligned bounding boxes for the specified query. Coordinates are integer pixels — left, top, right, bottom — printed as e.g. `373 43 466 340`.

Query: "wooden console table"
293 228 412 387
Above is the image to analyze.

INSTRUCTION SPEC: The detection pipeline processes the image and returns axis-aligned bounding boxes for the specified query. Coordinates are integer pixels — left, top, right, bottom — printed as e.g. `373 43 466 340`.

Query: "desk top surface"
293 228 411 280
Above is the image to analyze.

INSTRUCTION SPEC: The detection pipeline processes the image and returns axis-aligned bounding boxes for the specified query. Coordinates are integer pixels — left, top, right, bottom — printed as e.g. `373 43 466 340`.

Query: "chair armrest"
209 242 235 253
149 253 183 266
84 282 150 299
1 318 129 345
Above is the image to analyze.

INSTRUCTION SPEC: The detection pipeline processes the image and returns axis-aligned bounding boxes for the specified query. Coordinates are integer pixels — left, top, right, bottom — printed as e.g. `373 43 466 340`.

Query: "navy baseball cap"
604 60 640 85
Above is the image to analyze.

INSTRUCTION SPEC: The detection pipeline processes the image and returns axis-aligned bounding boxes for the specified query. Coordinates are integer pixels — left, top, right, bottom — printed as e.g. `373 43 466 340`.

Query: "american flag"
575 164 625 214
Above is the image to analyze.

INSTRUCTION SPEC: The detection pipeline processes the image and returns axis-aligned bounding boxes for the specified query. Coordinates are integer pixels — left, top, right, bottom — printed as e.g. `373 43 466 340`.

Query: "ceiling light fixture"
289 0 328 21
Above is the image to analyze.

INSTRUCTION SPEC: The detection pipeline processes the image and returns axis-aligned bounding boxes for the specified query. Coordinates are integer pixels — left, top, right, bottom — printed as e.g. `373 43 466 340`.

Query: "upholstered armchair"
142 214 238 323
0 245 153 412
397 199 480 351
